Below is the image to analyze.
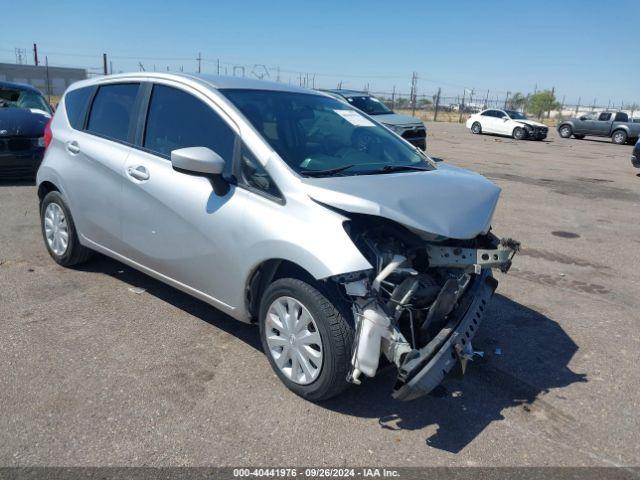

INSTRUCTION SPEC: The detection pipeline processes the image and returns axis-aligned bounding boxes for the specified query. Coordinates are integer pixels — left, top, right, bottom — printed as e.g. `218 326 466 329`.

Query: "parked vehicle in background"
632 138 640 169
466 109 548 140
0 81 53 179
557 112 640 144
37 73 518 402
324 89 427 150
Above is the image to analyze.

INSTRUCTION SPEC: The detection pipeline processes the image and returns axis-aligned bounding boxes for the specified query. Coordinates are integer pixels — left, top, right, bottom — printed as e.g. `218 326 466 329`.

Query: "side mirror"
171 147 228 195
503 117 509 121
171 147 225 175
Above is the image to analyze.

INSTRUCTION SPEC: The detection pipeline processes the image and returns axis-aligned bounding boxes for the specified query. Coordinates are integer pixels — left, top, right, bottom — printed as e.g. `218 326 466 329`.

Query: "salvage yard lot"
1 123 638 466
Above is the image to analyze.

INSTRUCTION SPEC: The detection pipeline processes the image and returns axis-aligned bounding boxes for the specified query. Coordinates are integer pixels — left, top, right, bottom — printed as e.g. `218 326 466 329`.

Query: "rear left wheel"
259 278 353 401
612 130 627 145
40 191 91 267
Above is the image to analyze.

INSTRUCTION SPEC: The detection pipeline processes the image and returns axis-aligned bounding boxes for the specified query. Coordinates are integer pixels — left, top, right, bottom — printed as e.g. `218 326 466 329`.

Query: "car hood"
0 108 51 137
300 163 501 239
512 119 547 128
373 113 423 127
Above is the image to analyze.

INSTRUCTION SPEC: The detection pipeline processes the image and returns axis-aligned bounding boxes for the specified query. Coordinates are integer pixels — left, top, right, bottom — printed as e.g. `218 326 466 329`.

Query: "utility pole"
458 89 467 123
410 72 418 117
102 53 108 75
110 61 113 75
33 43 39 66
559 95 565 120
575 97 580 116
547 87 555 118
197 52 202 73
504 91 510 109
483 89 490 109
45 56 51 104
391 85 396 110
433 87 441 121
217 59 220 76
138 62 145 72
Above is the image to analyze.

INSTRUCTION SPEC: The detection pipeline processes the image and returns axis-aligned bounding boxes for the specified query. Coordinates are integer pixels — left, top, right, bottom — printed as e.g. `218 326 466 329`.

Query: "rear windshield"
345 95 393 116
0 86 51 114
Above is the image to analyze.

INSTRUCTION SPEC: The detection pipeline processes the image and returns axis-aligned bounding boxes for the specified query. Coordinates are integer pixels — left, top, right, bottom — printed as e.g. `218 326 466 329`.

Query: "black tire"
611 130 627 145
512 127 527 140
573 134 585 139
471 122 482 134
259 277 353 401
558 124 573 138
40 191 91 267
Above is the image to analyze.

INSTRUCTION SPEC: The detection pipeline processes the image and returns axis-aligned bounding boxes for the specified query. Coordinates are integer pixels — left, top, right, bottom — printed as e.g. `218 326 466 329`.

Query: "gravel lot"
1 123 639 467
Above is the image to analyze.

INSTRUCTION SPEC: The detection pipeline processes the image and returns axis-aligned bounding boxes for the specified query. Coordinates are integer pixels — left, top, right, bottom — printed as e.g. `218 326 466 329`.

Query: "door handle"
66 141 80 154
127 165 150 181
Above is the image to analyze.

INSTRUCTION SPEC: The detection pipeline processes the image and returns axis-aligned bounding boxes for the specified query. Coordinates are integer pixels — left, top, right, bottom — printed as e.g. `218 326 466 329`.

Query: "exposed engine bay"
335 214 519 401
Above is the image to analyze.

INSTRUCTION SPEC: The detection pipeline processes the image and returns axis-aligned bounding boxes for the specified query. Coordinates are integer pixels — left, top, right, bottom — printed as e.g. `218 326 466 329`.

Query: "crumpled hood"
512 119 547 128
373 113 423 127
0 108 51 137
301 163 501 239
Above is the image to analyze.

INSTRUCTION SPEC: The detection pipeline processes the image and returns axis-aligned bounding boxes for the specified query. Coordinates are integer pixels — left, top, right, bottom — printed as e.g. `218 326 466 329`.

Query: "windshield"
0 87 51 113
505 110 527 120
221 89 433 177
345 95 393 116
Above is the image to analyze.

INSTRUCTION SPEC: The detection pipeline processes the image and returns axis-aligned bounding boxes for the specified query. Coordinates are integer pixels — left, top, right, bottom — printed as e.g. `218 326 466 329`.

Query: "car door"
480 110 498 133
494 110 512 135
591 112 613 135
61 82 141 252
119 82 250 308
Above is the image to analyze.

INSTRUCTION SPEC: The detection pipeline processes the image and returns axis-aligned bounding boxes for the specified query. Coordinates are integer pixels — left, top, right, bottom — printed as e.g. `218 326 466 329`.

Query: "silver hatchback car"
37 73 518 401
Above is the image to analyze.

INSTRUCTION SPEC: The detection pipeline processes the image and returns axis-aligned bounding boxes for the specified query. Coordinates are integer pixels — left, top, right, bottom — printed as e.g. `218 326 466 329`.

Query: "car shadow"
0 179 36 187
77 255 585 453
320 293 586 453
76 254 263 351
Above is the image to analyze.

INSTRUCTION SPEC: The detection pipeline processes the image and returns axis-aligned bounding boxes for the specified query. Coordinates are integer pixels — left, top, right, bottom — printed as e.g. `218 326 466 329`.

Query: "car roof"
66 72 324 96
325 89 370 98
0 80 42 94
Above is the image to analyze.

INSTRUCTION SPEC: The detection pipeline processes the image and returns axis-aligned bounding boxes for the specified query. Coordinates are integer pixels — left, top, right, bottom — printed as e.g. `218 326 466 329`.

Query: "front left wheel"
40 191 91 267
471 122 482 134
259 277 353 401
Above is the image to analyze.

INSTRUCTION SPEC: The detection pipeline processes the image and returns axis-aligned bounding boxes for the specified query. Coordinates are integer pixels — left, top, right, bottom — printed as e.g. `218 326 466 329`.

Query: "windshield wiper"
300 164 356 177
374 164 431 174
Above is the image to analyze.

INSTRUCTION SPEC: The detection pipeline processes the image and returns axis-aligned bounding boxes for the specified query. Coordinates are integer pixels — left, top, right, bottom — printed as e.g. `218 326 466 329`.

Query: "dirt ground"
0 123 638 467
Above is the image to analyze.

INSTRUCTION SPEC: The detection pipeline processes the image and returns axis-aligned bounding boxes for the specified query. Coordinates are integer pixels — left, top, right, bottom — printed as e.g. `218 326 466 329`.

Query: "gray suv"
37 73 517 402
325 89 427 150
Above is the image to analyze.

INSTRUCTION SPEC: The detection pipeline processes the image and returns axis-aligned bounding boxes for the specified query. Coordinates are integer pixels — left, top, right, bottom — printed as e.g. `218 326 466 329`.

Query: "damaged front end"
335 216 519 401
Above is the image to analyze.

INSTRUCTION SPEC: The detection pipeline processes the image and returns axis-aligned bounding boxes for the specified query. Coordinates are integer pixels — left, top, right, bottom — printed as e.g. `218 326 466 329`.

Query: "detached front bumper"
393 270 497 401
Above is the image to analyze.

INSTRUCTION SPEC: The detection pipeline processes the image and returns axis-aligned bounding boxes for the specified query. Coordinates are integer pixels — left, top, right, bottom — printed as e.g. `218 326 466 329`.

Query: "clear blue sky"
2 0 639 105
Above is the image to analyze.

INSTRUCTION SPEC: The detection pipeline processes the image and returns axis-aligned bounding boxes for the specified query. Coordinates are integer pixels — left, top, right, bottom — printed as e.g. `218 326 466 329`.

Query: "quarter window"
64 86 93 130
86 83 140 142
143 85 235 161
239 144 281 199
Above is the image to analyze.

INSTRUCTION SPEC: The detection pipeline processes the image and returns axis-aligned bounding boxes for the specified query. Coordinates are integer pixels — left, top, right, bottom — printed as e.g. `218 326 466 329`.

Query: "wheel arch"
37 180 60 202
245 259 325 322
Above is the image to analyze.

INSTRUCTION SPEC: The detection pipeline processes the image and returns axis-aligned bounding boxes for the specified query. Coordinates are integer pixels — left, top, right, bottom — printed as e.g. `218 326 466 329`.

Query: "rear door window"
86 83 140 142
64 86 93 130
598 112 612 121
143 85 235 162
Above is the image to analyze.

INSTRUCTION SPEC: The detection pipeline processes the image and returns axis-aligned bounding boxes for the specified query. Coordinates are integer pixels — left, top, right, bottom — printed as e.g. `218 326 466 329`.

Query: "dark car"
632 137 640 169
323 89 427 150
0 81 53 179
